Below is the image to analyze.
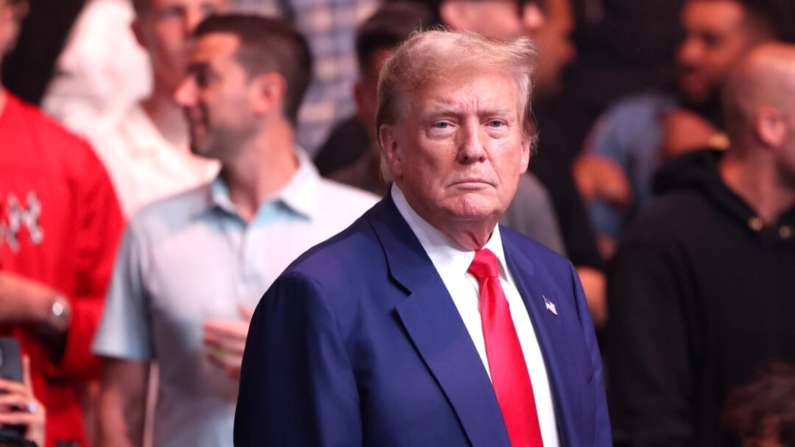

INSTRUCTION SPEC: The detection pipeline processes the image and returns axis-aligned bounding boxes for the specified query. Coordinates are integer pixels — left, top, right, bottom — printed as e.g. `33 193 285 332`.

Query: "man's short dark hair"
693 0 788 41
193 14 312 126
356 2 439 76
723 361 795 445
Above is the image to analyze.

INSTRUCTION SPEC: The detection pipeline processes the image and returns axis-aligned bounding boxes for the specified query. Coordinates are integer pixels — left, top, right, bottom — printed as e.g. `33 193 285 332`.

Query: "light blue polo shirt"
92 149 378 447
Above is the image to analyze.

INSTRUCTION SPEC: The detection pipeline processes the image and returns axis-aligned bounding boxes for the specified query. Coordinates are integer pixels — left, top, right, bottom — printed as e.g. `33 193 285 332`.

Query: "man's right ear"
756 105 786 149
379 124 403 179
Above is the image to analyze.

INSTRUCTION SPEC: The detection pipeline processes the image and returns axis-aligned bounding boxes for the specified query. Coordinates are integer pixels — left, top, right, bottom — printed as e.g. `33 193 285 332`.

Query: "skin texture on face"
0 0 10 68
174 33 259 161
677 0 756 105
441 0 545 40
0 0 26 68
380 70 531 249
134 0 229 93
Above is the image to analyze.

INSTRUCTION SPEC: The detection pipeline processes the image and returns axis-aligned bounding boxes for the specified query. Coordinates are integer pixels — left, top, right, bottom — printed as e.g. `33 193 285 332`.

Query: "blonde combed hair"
375 29 540 181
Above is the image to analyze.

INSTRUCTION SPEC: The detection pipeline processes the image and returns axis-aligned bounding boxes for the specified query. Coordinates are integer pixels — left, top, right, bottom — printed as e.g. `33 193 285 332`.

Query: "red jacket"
0 94 124 447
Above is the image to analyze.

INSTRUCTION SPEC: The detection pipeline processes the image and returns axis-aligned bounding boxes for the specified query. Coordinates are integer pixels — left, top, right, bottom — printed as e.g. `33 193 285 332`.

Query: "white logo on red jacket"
0 191 44 252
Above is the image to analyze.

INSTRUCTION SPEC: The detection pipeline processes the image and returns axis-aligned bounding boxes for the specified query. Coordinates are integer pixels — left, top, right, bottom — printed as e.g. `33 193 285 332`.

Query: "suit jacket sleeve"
607 240 694 447
235 271 362 446
568 261 612 447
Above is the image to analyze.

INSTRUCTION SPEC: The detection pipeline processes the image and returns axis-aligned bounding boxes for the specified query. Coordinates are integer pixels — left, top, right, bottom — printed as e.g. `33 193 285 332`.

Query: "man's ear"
439 0 471 30
379 124 403 179
251 72 287 117
756 105 786 148
519 137 532 175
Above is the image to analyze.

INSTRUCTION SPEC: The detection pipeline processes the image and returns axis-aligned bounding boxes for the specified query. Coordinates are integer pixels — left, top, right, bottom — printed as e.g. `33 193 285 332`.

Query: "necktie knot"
468 249 499 280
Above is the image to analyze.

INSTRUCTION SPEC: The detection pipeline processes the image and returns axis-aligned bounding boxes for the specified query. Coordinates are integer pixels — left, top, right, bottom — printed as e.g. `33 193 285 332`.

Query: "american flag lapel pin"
543 295 558 316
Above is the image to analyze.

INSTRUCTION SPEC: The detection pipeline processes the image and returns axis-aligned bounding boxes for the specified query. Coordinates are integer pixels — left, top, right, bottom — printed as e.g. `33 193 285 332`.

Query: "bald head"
723 43 795 149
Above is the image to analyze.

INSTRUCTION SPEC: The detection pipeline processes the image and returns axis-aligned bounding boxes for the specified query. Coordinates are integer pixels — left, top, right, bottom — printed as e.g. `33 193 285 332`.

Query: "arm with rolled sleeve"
607 239 695 447
93 221 155 447
235 272 361 447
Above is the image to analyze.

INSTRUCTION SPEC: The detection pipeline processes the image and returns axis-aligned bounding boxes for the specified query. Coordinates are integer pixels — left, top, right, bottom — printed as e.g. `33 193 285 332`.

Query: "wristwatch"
48 295 71 333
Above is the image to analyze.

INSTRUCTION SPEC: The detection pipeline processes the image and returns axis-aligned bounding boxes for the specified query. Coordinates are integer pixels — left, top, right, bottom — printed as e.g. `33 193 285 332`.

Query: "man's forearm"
96 359 149 447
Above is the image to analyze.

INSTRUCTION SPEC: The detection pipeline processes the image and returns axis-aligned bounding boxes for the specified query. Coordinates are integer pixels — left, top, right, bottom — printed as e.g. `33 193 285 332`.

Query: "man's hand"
659 108 728 160
203 304 255 380
0 272 62 329
573 154 633 208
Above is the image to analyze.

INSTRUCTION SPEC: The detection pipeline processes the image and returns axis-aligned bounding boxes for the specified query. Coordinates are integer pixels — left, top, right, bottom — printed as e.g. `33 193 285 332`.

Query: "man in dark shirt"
608 43 795 447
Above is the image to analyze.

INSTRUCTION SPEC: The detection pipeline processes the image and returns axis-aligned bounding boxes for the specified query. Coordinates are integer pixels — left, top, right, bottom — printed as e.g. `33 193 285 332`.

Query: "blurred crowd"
0 0 794 446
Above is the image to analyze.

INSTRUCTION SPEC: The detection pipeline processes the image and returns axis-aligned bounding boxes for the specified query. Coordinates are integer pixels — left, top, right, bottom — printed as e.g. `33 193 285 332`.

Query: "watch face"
52 301 65 317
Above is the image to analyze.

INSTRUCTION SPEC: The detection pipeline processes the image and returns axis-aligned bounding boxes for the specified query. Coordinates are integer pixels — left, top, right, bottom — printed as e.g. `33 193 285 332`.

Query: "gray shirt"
92 150 378 447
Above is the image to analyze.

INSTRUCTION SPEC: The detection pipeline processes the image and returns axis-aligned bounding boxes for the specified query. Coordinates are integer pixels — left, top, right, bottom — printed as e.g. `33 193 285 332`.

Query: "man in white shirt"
45 0 229 217
235 29 611 447
92 15 378 447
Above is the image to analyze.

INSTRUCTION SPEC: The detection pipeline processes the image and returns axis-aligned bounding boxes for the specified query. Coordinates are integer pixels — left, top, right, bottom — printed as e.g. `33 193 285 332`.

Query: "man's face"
355 48 393 144
677 0 756 105
174 33 258 160
444 0 545 39
382 71 531 228
0 0 24 65
134 0 229 92
534 0 575 96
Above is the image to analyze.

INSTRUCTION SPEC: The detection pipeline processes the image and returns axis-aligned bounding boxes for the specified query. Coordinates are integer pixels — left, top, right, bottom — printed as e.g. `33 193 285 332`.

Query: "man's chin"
445 196 504 223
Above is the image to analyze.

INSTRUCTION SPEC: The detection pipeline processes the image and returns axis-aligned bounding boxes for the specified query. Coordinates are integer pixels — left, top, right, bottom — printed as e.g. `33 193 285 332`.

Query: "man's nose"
457 122 488 164
174 77 196 107
677 37 703 66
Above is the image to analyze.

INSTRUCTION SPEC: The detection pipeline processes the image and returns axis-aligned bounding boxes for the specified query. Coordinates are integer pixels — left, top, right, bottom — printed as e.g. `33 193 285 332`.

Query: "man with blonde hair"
235 29 611 447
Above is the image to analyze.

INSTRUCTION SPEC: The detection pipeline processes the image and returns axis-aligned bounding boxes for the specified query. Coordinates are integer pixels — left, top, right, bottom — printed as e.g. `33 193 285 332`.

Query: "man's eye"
195 72 210 87
433 122 451 129
488 120 505 128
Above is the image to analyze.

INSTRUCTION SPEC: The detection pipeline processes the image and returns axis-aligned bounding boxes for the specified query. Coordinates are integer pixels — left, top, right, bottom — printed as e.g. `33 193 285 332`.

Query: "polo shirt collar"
198 146 319 220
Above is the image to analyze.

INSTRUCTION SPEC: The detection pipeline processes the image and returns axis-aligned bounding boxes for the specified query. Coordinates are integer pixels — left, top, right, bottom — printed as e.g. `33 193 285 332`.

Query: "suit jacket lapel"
502 230 584 446
367 193 512 447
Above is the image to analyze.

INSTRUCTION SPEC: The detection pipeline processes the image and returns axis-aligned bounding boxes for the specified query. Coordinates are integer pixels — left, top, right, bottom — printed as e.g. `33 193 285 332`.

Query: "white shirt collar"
208 146 319 219
391 185 511 281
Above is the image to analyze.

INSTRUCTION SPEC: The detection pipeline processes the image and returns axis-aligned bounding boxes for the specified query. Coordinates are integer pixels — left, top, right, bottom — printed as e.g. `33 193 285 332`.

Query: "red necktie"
468 249 544 447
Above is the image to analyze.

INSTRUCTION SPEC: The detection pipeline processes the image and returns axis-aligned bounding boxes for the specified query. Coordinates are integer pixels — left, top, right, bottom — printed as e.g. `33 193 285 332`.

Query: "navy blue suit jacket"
235 192 611 446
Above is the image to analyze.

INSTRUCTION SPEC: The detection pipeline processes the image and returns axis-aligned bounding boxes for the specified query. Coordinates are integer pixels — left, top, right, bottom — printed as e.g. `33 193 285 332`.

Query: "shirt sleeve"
44 148 125 380
607 239 696 446
92 220 155 362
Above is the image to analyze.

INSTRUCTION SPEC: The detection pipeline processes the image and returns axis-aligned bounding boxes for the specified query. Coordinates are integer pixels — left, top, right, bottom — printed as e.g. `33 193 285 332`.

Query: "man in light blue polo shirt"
91 15 378 447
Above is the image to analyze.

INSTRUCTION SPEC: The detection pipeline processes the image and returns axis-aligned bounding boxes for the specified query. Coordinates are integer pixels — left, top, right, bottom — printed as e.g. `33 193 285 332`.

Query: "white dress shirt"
392 185 560 447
